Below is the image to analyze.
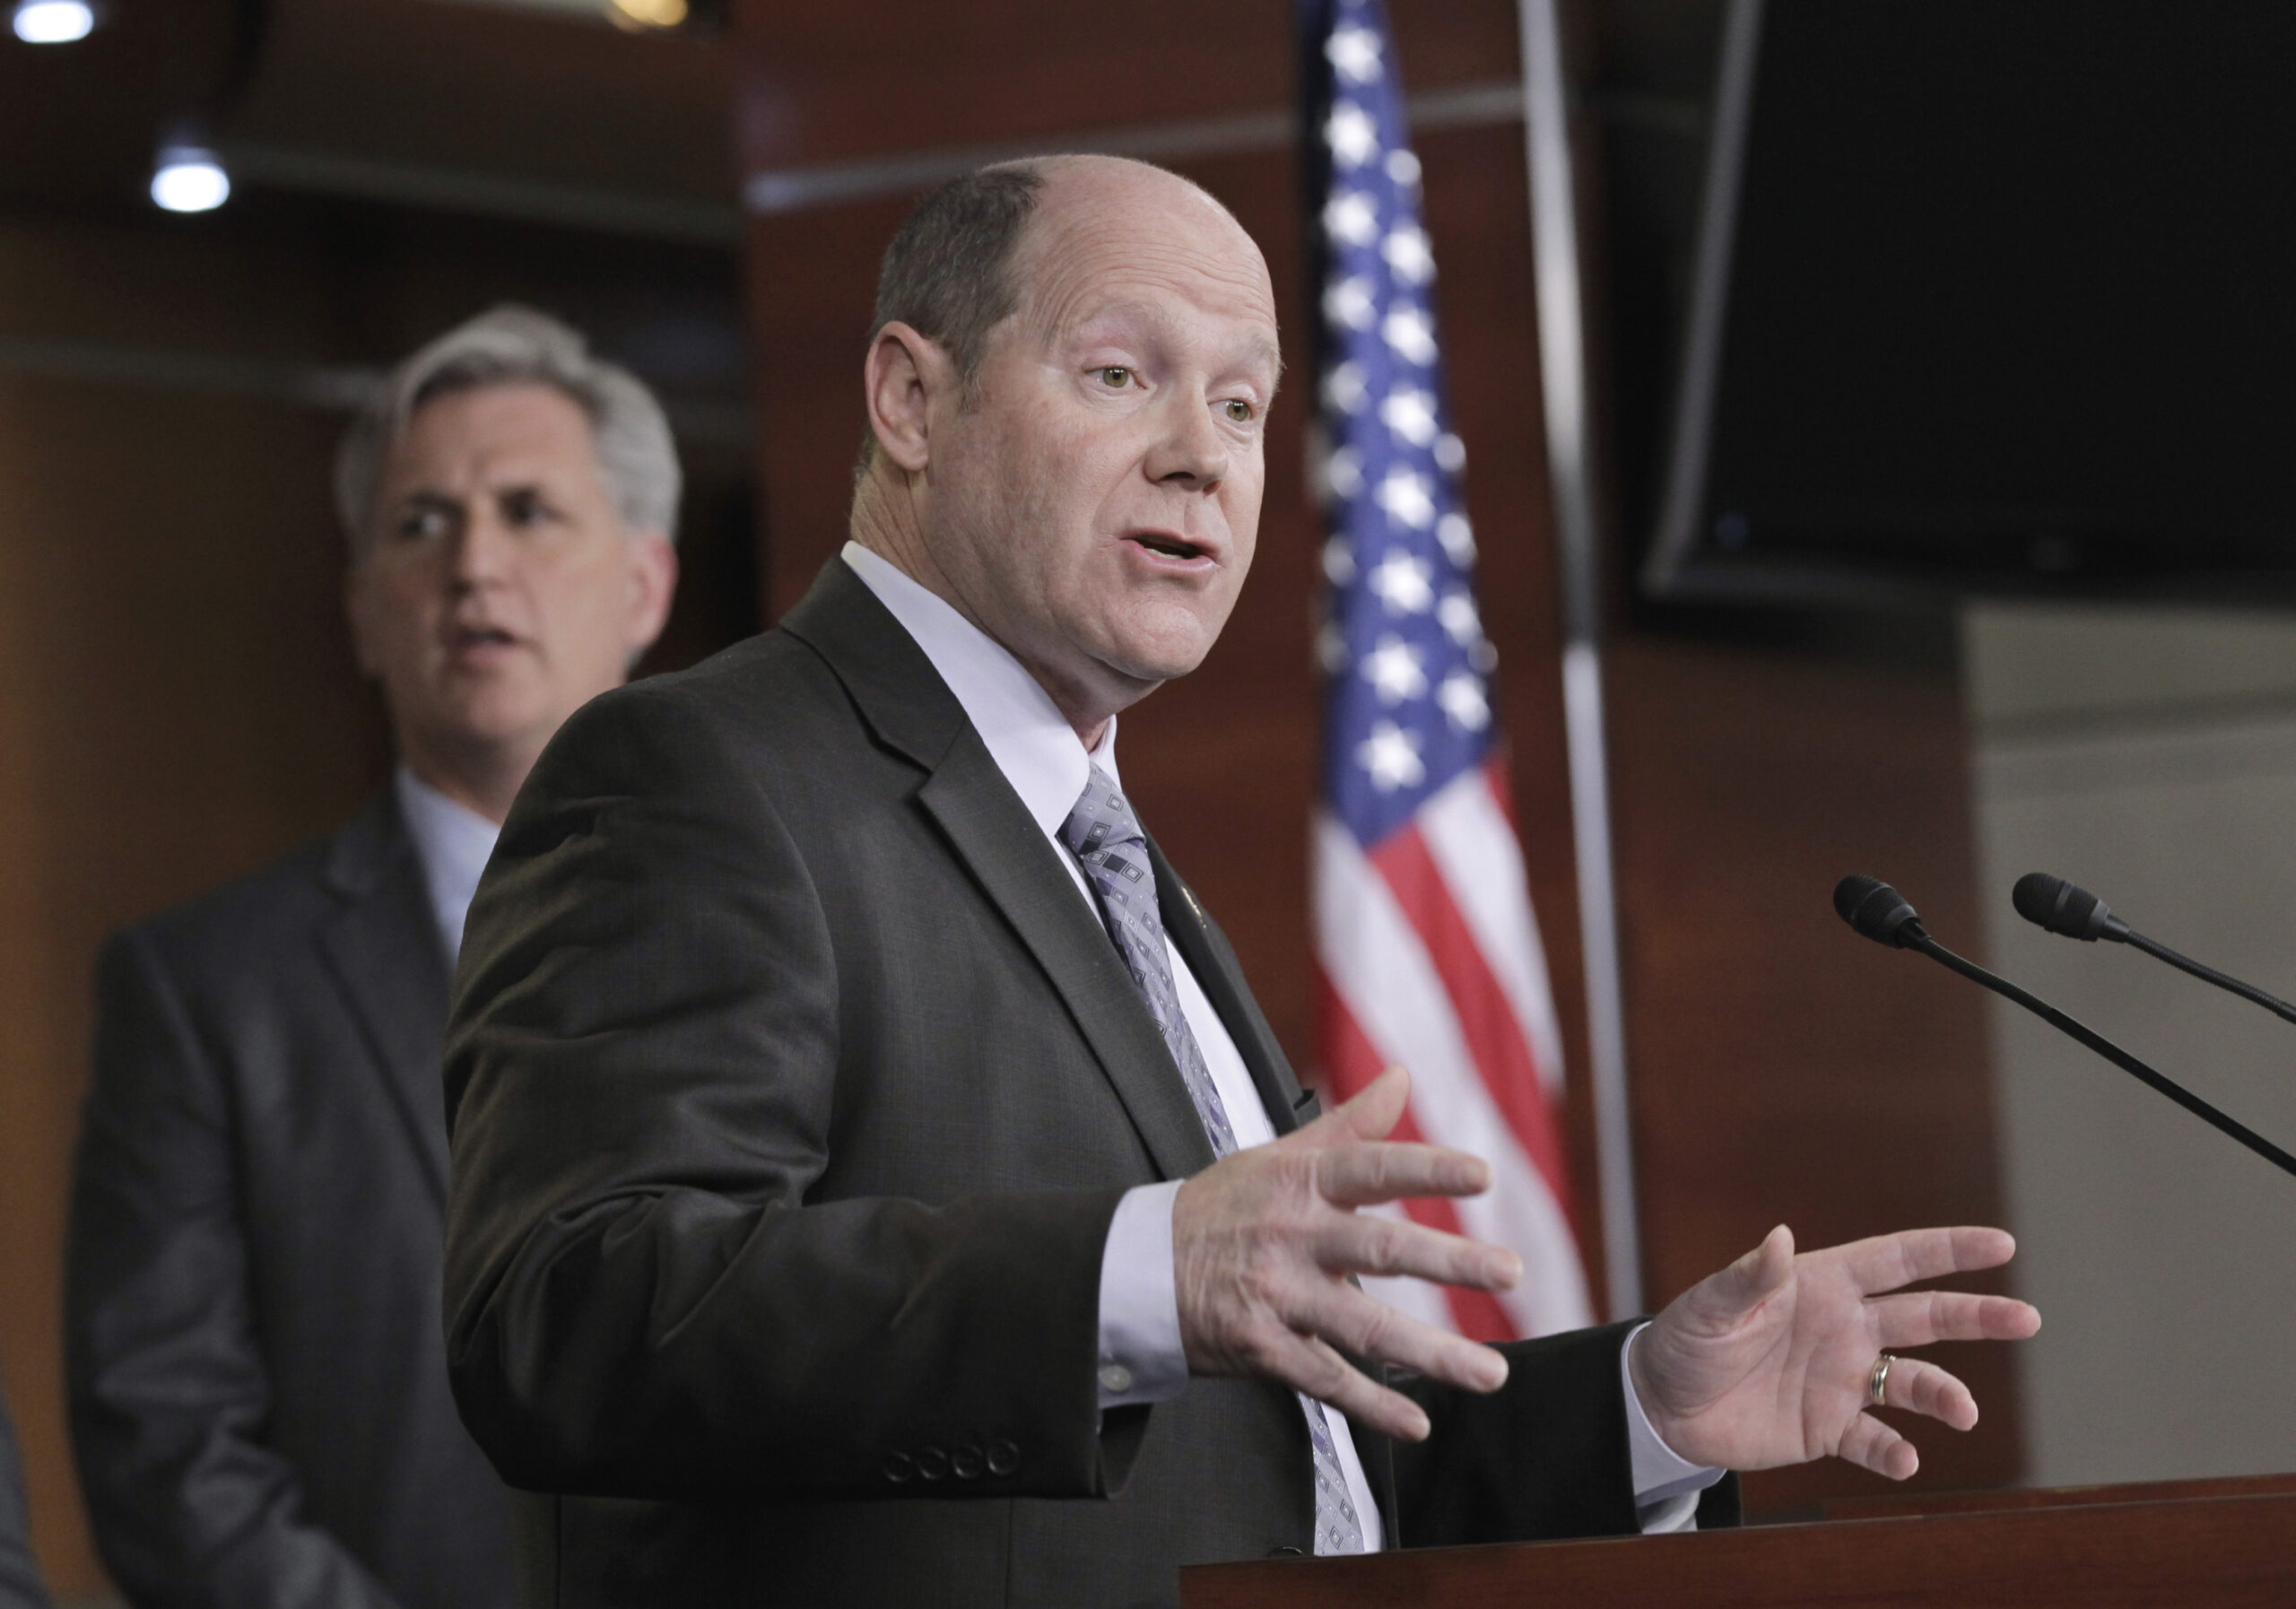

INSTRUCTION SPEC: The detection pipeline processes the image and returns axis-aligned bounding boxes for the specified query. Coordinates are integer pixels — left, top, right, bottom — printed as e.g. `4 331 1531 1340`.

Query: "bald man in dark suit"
443 158 2038 1609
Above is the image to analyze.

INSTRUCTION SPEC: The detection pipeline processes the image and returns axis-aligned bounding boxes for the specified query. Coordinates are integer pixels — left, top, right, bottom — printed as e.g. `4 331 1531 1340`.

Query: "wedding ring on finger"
1868 1352 1896 1410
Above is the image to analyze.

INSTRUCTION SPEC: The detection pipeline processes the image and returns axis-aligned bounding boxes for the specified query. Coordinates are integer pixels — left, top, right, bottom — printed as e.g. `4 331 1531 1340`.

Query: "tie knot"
1058 766 1145 865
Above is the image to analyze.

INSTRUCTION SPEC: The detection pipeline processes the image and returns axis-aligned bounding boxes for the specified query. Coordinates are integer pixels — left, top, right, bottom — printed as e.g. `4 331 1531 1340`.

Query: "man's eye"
503 491 556 526
1097 366 1134 388
1223 399 1255 423
397 509 449 540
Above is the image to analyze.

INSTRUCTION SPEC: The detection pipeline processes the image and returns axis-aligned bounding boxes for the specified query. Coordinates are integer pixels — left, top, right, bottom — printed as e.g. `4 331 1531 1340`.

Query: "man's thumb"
1292 1064 1411 1149
1709 1223 1796 1314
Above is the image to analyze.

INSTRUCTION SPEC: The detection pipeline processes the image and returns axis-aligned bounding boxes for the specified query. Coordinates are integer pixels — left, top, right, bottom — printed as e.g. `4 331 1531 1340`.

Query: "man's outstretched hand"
1631 1225 2042 1481
1172 1065 1517 1442
1172 1065 2042 1475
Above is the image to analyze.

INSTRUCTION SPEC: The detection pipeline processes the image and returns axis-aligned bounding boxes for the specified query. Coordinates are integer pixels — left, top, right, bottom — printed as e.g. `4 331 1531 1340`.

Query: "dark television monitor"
1644 0 2296 605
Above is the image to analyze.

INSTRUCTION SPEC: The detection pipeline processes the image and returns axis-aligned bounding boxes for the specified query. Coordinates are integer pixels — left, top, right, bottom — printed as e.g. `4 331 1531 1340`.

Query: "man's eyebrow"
1062 300 1182 342
1247 335 1285 390
1062 302 1285 387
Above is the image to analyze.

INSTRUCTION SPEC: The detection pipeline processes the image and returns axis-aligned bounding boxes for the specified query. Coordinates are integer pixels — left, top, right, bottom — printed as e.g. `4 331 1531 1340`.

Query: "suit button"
952 1444 984 1480
916 1445 950 1482
883 1452 915 1484
1098 1363 1135 1394
987 1439 1020 1476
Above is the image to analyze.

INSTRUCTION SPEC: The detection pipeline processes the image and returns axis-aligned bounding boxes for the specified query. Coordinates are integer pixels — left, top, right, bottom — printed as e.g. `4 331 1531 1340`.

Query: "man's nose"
446 511 515 587
1145 395 1231 489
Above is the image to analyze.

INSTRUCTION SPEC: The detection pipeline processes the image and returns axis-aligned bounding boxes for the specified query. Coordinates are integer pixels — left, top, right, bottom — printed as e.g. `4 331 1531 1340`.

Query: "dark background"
1655 0 2296 602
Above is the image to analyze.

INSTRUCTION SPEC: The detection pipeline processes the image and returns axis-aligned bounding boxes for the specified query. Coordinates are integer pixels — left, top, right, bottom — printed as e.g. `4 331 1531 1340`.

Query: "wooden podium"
1180 1473 2296 1607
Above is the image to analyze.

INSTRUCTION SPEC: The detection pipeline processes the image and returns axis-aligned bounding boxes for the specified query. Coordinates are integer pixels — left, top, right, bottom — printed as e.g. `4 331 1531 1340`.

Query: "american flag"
1302 0 1595 1340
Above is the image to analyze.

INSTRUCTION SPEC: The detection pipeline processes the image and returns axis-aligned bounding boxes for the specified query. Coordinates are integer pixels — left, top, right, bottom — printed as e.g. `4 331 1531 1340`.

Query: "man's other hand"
1172 1065 1518 1441
1631 1224 2043 1481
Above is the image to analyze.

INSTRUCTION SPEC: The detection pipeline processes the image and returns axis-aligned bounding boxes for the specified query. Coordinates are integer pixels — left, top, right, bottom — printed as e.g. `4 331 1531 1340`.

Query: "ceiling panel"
0 0 734 220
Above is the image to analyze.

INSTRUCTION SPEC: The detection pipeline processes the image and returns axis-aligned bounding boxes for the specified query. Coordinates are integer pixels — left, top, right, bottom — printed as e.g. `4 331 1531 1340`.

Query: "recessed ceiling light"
152 143 230 213
425 0 696 28
11 0 98 44
606 0 686 27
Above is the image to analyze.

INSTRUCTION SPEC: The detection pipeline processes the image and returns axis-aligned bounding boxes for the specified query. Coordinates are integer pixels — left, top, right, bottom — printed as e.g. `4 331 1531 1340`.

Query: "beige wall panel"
1970 604 2296 1488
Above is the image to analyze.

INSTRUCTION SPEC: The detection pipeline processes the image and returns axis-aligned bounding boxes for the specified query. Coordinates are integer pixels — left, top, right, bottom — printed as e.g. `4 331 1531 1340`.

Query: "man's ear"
864 321 954 474
621 533 680 664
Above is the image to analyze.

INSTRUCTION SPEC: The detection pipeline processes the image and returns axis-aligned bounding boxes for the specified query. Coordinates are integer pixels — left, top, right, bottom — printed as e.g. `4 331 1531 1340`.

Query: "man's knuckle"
1237 1259 1288 1313
1353 1302 1395 1359
1239 1323 1290 1375
1355 1222 1398 1274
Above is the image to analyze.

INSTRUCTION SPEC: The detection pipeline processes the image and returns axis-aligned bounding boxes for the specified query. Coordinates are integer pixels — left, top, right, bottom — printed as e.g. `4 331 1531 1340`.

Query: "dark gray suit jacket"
70 795 515 1609
0 1375 49 1609
442 560 1728 1609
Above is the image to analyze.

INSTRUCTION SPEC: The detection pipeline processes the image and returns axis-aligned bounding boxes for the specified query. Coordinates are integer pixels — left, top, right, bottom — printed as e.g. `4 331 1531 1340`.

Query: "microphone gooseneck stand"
2013 870 2296 1029
1835 874 2296 1182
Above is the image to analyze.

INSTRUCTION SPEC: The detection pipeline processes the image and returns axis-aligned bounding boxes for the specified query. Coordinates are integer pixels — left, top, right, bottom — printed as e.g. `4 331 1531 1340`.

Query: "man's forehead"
1013 169 1279 354
388 386 596 481
1054 290 1283 374
1029 161 1265 265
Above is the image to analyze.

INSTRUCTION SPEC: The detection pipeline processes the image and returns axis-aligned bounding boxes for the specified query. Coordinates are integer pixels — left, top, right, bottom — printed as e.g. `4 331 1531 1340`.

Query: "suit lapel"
1148 840 1315 1138
785 559 1214 1182
918 747 1215 1181
317 793 454 1204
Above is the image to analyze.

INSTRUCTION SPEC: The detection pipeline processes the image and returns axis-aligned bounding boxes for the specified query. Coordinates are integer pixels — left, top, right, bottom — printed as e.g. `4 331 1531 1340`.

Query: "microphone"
2013 872 2296 1029
1833 874 2296 1180
2009 872 2128 944
1834 874 1926 948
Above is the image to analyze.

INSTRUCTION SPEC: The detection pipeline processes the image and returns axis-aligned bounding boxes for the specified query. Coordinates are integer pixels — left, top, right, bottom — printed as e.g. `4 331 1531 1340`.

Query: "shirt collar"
840 541 1119 831
393 765 501 961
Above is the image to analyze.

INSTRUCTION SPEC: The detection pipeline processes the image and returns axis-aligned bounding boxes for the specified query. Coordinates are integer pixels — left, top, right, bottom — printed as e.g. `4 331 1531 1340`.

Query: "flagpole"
1515 0 1644 1320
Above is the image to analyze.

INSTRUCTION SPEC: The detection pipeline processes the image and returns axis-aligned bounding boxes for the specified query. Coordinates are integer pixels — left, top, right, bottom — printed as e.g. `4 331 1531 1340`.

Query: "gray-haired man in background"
66 308 679 1609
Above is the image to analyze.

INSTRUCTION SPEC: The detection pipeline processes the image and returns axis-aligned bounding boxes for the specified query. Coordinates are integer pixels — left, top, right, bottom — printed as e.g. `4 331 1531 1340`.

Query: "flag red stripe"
1316 958 1387 1103
1366 822 1578 1227
1482 753 1520 831
1317 967 1518 1343
1388 1112 1521 1344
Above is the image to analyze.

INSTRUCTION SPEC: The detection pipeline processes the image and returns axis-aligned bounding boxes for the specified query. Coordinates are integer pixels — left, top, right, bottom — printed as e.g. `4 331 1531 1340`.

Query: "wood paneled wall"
1605 628 2013 1509
736 0 2019 1518
0 217 391 1598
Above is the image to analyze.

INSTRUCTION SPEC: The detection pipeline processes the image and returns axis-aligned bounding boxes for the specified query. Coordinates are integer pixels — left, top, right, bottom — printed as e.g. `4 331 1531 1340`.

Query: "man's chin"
1088 596 1233 678
1097 630 1221 689
414 691 558 759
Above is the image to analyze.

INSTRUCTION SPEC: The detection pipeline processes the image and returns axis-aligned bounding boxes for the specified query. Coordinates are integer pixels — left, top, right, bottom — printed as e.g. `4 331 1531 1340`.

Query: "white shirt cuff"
1095 1180 1189 1408
1098 1198 1727 1529
1622 1321 1726 1532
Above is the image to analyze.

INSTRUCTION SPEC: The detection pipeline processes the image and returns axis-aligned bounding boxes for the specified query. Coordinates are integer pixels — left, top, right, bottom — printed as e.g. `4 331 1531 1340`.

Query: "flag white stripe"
1316 813 1596 1335
1418 768 1570 1097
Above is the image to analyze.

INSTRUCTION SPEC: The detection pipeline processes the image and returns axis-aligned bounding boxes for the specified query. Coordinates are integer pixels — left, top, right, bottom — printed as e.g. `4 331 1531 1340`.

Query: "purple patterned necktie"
1060 765 1369 1556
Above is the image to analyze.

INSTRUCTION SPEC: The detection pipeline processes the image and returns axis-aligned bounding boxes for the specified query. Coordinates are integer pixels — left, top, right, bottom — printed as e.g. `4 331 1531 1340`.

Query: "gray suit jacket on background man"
70 795 514 1609
442 560 1734 1609
0 1379 49 1609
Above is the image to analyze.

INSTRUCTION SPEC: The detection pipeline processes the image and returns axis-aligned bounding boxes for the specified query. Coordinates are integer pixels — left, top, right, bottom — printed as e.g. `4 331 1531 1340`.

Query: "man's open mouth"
1127 531 1212 562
